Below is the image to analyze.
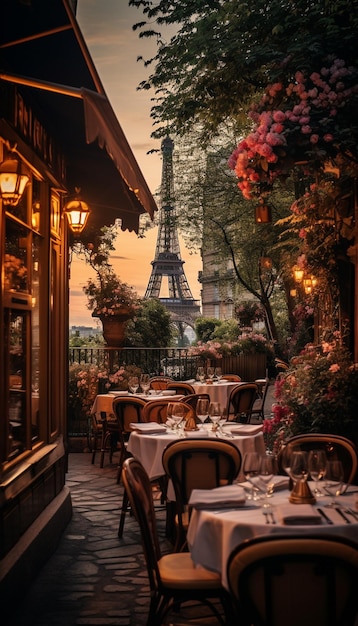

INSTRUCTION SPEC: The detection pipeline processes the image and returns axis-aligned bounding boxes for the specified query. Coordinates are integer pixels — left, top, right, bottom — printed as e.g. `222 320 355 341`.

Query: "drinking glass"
207 367 215 381
208 401 221 431
242 451 262 500
128 376 139 394
214 367 222 381
171 403 186 430
308 449 327 496
259 453 278 500
140 373 150 395
290 451 309 484
196 398 210 429
325 460 344 507
196 367 205 383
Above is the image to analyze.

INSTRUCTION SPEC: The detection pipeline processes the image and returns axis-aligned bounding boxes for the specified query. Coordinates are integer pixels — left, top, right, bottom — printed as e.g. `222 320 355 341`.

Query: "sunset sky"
70 0 201 327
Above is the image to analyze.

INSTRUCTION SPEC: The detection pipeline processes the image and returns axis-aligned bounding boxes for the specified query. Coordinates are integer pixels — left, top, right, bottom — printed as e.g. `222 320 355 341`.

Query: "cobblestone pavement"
5 387 274 626
5 453 225 626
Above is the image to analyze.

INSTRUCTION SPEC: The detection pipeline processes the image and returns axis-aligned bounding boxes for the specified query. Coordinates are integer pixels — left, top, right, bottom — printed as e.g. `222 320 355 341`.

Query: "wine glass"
214 367 222 382
207 367 215 381
290 451 309 484
308 449 327 496
242 452 262 500
259 453 278 501
171 403 186 431
325 460 344 507
166 402 176 429
140 373 150 395
208 401 221 431
128 376 139 394
196 367 205 383
196 398 209 429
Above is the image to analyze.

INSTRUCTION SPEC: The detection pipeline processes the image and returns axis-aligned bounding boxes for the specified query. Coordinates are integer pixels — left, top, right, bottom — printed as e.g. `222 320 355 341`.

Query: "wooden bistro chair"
112 395 147 536
221 374 242 382
251 377 270 422
149 376 173 390
226 382 258 424
183 392 211 413
227 534 358 626
141 397 193 424
162 438 242 552
166 381 195 395
277 433 358 486
122 457 232 626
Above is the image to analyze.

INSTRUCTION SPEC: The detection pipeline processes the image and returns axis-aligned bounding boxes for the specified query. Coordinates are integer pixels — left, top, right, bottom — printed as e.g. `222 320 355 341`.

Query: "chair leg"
118 488 130 538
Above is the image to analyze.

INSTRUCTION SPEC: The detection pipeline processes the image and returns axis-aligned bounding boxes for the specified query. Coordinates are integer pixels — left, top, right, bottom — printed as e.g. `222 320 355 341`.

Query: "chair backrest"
221 374 242 382
251 378 270 415
277 433 358 484
122 457 162 592
166 381 195 395
162 438 242 510
142 398 194 424
227 383 258 422
149 376 173 390
227 534 358 626
112 396 147 433
183 393 211 412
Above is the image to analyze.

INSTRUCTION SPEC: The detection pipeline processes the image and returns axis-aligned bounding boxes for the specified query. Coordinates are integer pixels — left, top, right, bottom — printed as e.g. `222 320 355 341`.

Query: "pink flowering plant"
83 269 139 318
263 332 358 450
228 58 358 200
188 332 274 359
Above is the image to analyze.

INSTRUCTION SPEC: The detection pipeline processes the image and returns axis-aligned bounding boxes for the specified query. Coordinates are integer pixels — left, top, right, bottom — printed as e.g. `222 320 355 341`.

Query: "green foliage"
125 298 174 347
194 317 222 342
130 0 358 142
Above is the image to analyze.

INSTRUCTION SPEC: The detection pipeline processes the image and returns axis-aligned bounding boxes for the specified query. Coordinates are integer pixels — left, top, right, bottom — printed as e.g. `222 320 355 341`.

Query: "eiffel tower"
145 136 201 337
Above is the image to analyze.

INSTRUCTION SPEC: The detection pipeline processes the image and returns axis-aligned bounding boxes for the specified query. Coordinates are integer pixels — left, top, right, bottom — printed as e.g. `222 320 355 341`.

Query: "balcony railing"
68 346 199 379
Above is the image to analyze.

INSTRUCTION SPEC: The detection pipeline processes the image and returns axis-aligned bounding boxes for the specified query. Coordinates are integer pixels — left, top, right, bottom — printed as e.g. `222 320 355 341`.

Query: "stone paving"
5 386 275 626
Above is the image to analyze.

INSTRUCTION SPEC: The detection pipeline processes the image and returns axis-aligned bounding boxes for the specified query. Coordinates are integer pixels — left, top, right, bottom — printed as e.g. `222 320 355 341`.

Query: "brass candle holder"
289 479 316 504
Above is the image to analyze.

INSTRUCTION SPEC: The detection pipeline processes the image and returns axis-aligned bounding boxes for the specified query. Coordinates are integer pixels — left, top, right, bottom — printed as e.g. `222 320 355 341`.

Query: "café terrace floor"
5 389 274 626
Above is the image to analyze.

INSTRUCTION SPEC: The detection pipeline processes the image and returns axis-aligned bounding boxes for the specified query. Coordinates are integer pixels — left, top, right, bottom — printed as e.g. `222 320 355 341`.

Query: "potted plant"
83 268 140 346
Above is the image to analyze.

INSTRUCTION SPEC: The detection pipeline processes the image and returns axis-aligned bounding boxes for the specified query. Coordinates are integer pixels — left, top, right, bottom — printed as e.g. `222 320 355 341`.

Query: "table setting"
187 455 358 590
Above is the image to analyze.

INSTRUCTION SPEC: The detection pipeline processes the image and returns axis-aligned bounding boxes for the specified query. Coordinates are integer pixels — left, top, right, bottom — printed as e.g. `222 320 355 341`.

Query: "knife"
317 508 333 525
334 507 351 524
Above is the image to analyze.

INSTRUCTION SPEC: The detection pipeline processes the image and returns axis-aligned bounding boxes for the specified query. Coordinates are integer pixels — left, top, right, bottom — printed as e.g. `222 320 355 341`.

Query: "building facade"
0 0 155 602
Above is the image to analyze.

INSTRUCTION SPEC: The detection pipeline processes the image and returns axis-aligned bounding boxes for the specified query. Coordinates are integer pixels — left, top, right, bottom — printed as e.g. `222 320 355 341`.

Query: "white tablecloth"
187 485 358 589
192 381 242 409
126 425 265 483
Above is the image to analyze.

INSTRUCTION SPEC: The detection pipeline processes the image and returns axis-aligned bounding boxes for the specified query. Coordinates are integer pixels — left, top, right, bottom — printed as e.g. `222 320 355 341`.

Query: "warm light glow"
303 278 312 294
0 157 30 206
311 276 318 288
259 256 272 270
290 289 297 297
255 204 272 223
64 199 90 234
293 266 304 282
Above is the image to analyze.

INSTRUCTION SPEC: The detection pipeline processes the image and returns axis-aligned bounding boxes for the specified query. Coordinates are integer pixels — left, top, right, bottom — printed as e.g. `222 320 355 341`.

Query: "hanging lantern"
293 266 304 283
0 157 30 206
255 203 272 223
64 195 90 234
303 278 312 294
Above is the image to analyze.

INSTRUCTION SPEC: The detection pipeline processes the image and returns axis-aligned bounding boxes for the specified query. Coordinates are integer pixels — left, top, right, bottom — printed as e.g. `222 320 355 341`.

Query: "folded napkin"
108 390 129 395
189 485 246 509
276 503 322 525
226 424 263 436
185 379 196 384
240 475 290 493
130 422 167 434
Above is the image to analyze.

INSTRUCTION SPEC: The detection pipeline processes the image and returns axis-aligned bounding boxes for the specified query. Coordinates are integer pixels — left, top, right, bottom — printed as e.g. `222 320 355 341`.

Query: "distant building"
70 325 102 338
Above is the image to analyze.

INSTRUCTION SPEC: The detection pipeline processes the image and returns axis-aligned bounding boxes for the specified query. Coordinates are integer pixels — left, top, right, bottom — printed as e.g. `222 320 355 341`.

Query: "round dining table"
126 423 266 484
90 390 180 420
186 484 358 590
191 380 243 408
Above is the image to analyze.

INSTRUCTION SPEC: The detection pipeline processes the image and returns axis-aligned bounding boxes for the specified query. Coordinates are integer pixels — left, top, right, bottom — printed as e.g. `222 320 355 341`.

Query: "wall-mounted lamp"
64 192 90 234
0 157 30 206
